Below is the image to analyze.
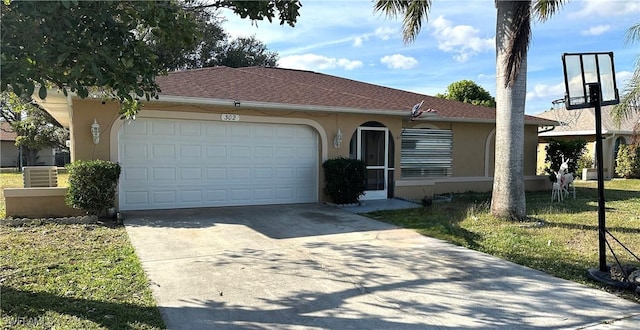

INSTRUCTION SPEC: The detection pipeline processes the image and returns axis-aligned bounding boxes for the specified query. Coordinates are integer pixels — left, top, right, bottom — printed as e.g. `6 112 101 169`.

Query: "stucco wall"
4 187 85 218
68 98 545 204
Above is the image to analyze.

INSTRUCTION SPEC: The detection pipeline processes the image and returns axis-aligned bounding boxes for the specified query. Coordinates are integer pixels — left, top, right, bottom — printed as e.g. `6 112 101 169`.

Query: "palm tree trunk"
491 0 528 220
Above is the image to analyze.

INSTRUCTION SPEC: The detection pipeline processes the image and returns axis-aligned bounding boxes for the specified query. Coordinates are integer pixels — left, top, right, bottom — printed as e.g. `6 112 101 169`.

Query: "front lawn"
0 223 165 329
365 179 640 303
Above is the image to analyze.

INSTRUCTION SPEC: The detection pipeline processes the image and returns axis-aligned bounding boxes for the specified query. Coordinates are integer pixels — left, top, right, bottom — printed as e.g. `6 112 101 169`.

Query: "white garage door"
118 118 318 211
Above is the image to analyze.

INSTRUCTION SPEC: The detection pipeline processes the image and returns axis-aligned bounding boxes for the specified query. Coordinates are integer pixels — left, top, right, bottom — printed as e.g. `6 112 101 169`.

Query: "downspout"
66 94 75 162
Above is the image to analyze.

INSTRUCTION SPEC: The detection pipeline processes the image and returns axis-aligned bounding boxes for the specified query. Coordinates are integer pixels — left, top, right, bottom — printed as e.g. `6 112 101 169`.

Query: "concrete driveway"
124 204 640 329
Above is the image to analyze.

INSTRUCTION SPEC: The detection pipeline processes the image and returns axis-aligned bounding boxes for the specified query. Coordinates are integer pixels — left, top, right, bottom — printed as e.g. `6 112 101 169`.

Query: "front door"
357 127 388 200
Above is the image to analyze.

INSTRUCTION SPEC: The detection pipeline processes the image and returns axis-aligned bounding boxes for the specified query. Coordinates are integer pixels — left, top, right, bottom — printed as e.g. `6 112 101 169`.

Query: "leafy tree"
219 36 279 68
158 10 279 71
374 0 566 220
1 0 300 118
436 80 496 108
0 92 69 166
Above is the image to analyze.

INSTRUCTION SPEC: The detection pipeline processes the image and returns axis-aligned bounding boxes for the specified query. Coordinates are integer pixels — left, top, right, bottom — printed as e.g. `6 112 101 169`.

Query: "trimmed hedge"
323 157 366 204
66 160 121 216
615 144 640 178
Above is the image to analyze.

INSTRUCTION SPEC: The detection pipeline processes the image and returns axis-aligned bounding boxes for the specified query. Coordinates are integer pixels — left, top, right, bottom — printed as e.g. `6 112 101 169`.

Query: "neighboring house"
34 66 553 211
0 121 56 168
535 105 639 179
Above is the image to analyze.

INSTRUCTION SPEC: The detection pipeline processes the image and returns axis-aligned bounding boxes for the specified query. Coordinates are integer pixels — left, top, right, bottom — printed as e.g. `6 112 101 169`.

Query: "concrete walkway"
124 204 640 329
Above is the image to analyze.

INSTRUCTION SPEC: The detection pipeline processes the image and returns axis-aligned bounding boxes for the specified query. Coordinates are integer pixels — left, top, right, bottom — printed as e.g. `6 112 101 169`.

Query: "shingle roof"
535 105 640 136
0 121 17 141
156 66 553 125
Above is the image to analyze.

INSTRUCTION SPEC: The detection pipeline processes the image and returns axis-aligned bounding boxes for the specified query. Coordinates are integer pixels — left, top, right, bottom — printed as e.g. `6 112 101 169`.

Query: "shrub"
615 145 640 178
322 157 366 204
576 153 593 178
544 139 587 181
66 160 121 216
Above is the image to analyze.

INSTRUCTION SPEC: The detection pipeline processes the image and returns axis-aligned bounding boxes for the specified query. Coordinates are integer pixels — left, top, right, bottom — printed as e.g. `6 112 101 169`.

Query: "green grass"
0 172 69 219
365 179 640 303
0 223 165 329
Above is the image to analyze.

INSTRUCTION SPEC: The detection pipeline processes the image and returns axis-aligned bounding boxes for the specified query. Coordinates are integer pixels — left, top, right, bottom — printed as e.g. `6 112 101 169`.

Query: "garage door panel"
179 168 202 180
205 168 227 180
230 146 251 158
152 121 175 135
206 146 227 158
123 144 148 159
119 118 318 210
180 122 201 136
153 190 177 204
180 145 202 158
180 190 202 203
206 123 227 137
152 145 176 158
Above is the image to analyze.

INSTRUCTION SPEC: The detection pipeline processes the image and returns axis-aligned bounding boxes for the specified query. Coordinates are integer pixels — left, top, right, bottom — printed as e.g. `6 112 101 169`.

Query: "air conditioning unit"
23 166 58 188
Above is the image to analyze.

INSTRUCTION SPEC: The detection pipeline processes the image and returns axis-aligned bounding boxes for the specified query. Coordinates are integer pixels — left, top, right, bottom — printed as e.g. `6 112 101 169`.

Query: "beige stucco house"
7 66 553 216
535 105 639 179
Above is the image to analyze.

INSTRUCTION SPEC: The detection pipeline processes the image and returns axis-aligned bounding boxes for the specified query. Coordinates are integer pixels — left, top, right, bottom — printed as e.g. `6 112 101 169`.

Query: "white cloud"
278 54 363 71
616 70 633 86
581 24 611 36
353 36 364 47
570 0 640 18
429 16 494 63
380 54 419 70
375 26 396 40
526 82 566 102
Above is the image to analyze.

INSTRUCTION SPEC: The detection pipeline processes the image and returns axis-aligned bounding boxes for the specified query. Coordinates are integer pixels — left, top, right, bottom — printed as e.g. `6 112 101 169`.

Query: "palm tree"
613 22 640 124
374 0 565 220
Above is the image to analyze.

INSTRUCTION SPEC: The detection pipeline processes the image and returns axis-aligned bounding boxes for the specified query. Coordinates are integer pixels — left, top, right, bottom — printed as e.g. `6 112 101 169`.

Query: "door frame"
357 126 388 200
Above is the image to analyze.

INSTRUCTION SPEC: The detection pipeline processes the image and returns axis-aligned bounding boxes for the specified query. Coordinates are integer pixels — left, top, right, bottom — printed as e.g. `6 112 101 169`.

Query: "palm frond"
374 0 431 44
624 22 640 46
613 22 640 124
532 0 567 21
612 66 640 124
503 1 532 88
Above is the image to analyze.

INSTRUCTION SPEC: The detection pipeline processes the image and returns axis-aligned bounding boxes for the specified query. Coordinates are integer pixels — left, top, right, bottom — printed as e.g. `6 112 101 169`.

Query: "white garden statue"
554 156 576 200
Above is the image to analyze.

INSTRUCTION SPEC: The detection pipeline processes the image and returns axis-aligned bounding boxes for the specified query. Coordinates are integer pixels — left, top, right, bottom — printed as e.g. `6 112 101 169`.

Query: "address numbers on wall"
221 114 240 121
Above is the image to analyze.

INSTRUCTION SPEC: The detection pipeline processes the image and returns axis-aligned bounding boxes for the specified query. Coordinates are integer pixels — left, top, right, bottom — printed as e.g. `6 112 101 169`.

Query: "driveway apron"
124 204 640 329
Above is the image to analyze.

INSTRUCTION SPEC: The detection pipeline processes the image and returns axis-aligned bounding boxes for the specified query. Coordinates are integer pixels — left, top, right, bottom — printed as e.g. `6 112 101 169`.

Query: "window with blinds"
401 128 453 178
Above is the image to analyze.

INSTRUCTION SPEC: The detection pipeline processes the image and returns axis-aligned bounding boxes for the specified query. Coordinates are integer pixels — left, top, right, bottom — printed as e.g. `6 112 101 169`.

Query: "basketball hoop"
551 98 583 128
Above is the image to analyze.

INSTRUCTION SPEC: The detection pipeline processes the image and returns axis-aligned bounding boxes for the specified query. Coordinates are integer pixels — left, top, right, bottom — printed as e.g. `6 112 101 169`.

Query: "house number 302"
221 114 240 121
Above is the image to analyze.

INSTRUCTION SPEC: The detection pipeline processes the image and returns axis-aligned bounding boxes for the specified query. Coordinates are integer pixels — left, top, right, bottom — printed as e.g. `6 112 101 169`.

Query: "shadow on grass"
366 202 483 250
0 286 164 329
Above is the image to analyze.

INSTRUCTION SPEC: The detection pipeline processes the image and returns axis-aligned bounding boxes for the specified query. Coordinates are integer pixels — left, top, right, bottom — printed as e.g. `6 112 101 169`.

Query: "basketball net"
552 98 583 128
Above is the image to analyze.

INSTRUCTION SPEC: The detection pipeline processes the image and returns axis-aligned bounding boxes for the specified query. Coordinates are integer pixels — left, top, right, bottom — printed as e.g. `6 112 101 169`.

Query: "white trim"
110 109 328 164
484 128 496 177
357 126 389 200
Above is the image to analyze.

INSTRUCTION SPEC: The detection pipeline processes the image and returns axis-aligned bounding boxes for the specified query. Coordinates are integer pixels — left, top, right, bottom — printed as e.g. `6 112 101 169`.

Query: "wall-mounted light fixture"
333 128 343 149
91 119 100 144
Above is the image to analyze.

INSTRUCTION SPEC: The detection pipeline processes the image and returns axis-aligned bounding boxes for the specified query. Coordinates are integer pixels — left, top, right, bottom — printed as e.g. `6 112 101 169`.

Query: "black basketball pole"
587 82 607 272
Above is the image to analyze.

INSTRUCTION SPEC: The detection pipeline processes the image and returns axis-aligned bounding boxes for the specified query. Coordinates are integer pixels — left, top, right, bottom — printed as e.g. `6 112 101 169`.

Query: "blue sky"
220 0 639 115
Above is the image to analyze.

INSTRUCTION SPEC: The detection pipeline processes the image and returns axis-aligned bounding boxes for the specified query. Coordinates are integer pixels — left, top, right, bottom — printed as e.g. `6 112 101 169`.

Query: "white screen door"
357 127 388 200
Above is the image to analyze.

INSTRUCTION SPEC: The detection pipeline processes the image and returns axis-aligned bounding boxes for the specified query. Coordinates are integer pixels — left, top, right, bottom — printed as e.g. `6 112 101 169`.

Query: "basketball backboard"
562 52 620 110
